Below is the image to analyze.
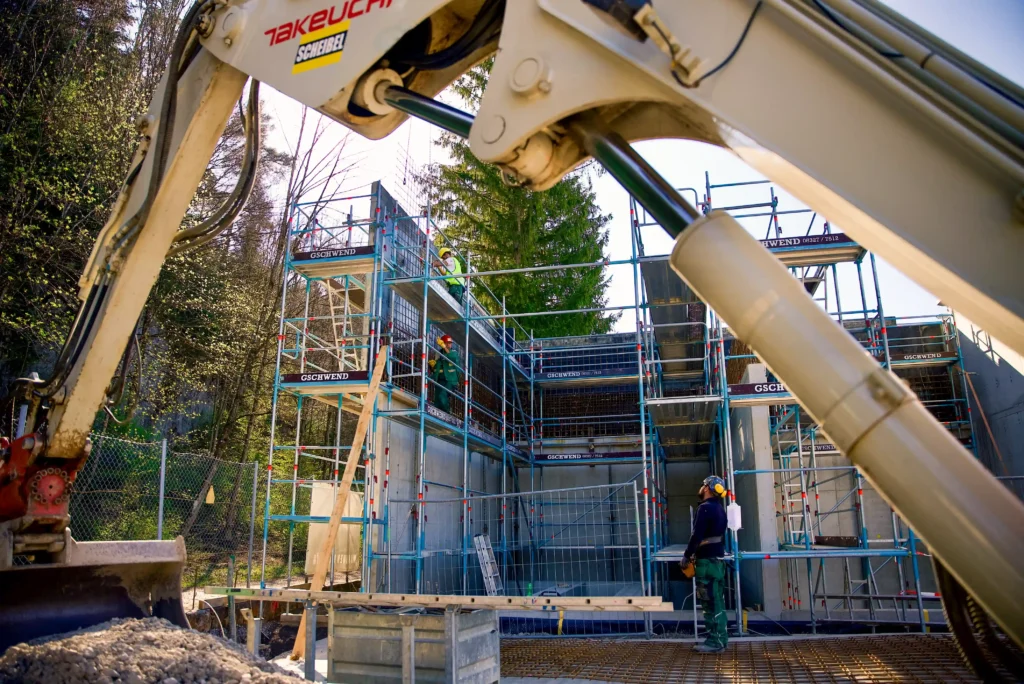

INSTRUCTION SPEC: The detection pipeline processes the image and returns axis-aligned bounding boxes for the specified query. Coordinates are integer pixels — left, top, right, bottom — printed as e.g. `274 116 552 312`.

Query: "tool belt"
698 535 723 547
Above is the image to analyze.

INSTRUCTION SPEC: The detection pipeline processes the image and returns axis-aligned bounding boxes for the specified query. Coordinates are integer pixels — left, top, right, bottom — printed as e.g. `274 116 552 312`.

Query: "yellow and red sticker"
292 21 349 74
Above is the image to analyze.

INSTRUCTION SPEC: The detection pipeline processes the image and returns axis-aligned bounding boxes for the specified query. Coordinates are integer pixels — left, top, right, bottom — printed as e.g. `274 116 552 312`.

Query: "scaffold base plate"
501 634 980 683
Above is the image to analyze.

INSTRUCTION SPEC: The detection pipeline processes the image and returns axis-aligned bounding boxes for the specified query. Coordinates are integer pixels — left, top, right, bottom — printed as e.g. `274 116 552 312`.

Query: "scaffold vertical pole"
831 264 844 326
949 313 980 458
462 252 472 594
286 395 305 603
870 253 892 367
415 211 430 593
794 407 816 633
630 211 653 595
909 527 927 632
500 295 508 593
807 424 828 619
330 394 343 589
529 329 536 592
714 312 743 632
384 288 395 593
891 511 908 621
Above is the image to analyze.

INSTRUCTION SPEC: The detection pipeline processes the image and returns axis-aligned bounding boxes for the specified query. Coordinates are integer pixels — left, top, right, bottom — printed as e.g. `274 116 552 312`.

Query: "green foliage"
0 1 142 379
0 0 352 579
421 60 617 338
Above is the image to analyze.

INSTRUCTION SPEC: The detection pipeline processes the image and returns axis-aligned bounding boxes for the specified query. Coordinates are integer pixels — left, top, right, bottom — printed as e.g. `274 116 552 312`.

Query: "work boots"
693 641 726 654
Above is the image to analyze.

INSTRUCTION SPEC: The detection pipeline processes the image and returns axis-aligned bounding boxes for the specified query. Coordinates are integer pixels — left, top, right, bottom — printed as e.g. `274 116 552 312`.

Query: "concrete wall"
730 364 782 618
517 462 647 592
954 311 1024 481
664 462 710 546
661 459 708 611
369 420 502 594
368 346 946 618
776 464 938 616
766 433 938 615
726 366 938 620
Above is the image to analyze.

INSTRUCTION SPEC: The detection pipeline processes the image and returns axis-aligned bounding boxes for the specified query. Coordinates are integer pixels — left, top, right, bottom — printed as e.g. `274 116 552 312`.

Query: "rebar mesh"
538 386 641 440
534 337 637 377
501 634 983 683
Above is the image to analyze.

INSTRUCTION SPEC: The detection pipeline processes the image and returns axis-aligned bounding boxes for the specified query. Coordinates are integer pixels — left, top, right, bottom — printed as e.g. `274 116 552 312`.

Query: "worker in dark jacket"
683 475 730 653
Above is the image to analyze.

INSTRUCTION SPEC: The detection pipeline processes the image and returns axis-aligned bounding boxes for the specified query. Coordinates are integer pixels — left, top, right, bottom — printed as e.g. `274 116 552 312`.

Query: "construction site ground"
270 632 981 683
500 634 980 683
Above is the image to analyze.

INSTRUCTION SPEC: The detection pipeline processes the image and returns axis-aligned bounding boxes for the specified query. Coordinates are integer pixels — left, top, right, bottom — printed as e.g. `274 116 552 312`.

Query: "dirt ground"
0 617 301 683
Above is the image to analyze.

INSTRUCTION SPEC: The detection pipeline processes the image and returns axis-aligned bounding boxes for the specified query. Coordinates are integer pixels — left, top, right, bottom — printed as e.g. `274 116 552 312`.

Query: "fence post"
157 439 168 540
248 461 258 588
229 554 238 642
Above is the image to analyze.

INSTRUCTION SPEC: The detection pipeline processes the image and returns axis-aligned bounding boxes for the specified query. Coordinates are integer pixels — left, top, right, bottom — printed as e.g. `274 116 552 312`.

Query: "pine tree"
421 61 617 339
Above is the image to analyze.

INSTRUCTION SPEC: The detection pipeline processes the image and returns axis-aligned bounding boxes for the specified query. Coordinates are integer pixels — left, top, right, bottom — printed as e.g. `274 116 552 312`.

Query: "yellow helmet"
438 247 452 258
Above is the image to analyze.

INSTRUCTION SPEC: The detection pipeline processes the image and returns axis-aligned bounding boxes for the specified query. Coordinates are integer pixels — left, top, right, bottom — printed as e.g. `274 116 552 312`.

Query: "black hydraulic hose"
40 280 110 398
105 323 141 409
571 116 701 239
39 283 102 392
169 80 262 255
113 0 213 255
393 0 504 71
381 86 473 139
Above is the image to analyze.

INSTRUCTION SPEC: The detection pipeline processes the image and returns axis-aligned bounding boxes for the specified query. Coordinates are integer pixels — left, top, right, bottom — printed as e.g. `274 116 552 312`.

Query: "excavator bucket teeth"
0 537 188 652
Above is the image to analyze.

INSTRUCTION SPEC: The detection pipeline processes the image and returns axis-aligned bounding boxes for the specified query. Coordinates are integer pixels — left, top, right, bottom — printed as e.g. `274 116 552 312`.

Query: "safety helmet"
703 475 727 497
438 247 452 258
438 334 453 348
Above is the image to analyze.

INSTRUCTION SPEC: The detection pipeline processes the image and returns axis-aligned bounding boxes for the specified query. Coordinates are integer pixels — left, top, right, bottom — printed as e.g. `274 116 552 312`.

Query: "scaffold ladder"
775 429 809 545
326 278 359 371
474 533 503 596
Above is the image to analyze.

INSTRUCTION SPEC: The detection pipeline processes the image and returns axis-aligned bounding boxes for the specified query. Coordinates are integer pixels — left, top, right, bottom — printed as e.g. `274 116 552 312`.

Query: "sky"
262 0 1024 333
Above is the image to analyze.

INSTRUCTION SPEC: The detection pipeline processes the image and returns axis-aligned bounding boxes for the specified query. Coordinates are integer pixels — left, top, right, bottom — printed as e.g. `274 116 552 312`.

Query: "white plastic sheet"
304 482 364 577
727 502 743 531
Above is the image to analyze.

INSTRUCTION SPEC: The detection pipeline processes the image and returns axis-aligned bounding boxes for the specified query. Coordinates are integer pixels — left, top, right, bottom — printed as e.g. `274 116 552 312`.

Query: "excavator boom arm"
6 0 1023 655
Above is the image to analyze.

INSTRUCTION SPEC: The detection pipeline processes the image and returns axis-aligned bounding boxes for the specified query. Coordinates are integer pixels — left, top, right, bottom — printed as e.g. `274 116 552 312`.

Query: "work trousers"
695 558 728 647
447 283 464 303
435 379 453 413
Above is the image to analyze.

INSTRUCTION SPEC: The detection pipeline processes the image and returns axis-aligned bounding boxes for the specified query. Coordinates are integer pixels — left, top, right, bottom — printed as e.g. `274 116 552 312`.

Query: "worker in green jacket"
430 334 460 414
435 247 465 303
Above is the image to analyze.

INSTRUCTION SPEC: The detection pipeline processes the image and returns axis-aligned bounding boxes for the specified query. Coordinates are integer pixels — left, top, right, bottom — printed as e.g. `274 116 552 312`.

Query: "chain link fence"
69 434 261 609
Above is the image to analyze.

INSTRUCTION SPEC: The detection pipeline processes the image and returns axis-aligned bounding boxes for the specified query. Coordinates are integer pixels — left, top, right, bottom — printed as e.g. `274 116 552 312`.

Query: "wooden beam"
208 587 674 613
291 345 389 660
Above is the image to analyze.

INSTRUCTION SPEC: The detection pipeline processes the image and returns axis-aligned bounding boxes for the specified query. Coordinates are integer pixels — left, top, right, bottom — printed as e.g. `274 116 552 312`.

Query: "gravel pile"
0 617 300 683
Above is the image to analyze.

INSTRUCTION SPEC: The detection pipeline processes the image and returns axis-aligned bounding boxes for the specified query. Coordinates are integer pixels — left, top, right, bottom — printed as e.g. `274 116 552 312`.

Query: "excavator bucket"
0 536 188 652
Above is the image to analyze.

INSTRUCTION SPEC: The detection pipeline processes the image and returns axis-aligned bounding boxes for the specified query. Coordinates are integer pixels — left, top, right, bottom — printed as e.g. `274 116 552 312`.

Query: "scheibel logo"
293 22 349 74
